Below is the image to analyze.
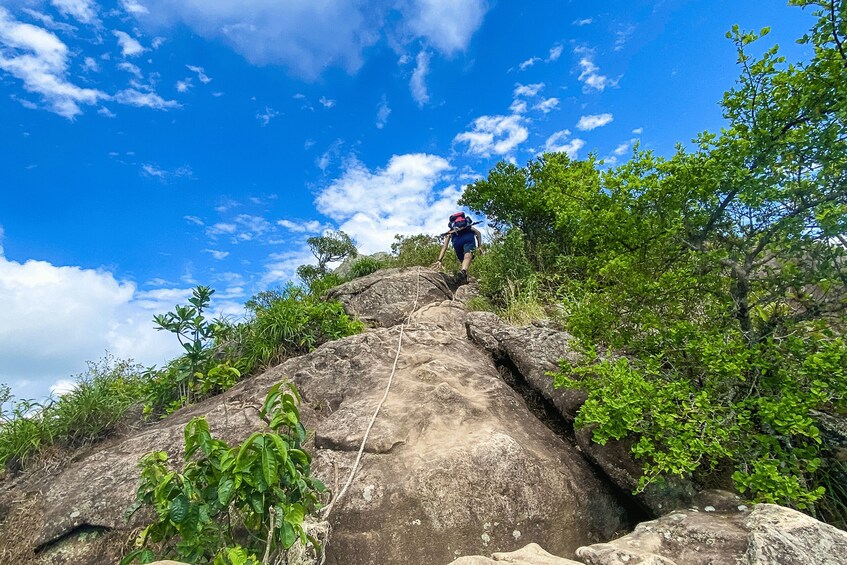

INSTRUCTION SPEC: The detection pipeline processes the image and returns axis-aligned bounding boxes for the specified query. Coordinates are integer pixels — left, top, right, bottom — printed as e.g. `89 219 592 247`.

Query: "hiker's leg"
461 251 473 272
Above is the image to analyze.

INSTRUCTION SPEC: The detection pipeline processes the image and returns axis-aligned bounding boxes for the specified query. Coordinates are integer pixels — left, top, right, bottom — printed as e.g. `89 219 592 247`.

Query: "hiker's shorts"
452 231 477 261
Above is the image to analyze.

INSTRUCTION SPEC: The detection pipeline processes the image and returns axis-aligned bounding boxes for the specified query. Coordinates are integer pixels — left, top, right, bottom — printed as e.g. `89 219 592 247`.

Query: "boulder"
575 501 847 565
448 543 583 564
465 312 586 422
286 323 628 564
326 267 456 327
0 282 629 564
464 310 693 517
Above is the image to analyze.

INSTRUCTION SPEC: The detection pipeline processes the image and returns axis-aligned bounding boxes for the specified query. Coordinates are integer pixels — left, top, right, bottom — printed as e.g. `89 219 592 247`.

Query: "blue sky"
0 0 816 401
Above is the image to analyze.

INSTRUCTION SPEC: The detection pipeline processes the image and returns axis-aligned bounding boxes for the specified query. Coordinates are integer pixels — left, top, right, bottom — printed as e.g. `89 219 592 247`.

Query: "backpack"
448 212 472 232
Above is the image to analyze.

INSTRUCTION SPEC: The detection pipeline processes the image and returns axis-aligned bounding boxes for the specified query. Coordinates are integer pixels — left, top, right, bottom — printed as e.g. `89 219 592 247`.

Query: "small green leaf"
169 494 189 524
218 477 235 506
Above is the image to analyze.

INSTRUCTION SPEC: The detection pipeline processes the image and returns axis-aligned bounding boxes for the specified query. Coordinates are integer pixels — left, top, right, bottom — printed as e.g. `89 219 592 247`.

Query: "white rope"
321 267 423 519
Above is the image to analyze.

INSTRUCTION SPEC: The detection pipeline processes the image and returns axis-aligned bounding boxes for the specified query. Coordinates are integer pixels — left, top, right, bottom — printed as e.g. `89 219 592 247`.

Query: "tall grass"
0 355 146 472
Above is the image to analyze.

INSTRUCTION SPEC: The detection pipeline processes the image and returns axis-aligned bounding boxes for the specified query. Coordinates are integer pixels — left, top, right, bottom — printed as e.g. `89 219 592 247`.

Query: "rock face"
454 497 847 565
325 267 456 327
0 267 628 564
3 267 843 565
466 311 694 517
465 312 586 421
449 543 583 564
575 501 847 565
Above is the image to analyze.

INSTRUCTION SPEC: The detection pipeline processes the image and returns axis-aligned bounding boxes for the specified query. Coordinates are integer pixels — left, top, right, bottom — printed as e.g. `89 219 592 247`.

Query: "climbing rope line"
321 266 423 519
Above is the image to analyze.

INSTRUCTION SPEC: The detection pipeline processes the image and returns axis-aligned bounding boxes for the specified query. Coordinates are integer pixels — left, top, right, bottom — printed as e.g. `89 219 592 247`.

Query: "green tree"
548 1 847 512
460 153 601 271
153 286 220 405
307 230 357 272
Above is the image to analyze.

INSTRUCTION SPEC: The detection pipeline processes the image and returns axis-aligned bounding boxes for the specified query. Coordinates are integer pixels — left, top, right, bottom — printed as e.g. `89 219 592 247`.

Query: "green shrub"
554 327 847 508
0 397 52 472
498 278 547 326
348 256 387 279
123 383 326 565
152 286 220 406
220 285 364 376
0 355 146 472
50 355 146 448
389 234 448 269
464 296 495 313
305 272 347 296
473 230 536 306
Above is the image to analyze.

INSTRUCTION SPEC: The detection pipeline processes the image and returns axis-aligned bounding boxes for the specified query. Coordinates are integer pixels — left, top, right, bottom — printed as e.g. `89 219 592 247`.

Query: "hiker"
434 211 483 283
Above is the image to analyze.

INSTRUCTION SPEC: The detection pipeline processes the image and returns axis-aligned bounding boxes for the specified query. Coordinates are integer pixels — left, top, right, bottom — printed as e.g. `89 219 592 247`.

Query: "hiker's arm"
473 228 483 252
435 235 451 263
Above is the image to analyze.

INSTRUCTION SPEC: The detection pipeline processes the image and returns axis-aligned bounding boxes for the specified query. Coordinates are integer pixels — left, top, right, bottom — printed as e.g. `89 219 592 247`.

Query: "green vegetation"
347 255 388 279
388 233 461 272
123 383 325 565
0 241 365 473
0 355 146 472
296 230 357 286
462 1 847 521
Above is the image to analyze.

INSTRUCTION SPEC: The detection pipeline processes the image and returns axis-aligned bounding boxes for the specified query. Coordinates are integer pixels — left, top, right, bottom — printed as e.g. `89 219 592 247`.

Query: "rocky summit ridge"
1 267 845 565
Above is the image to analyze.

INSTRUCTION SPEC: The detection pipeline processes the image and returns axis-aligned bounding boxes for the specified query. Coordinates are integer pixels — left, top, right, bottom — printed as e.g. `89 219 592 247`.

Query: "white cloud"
205 249 229 260
535 97 559 113
50 379 76 397
121 0 149 15
81 56 98 72
513 82 544 98
260 249 315 287
50 0 98 24
376 97 391 129
547 44 563 62
509 99 527 114
0 251 187 402
614 24 635 51
129 1 488 79
207 223 237 237
454 114 529 157
410 50 430 107
402 0 488 55
518 56 539 71
0 8 105 118
613 142 631 156
176 79 191 92
141 163 166 178
184 215 204 226
575 49 617 93
114 88 180 110
186 64 211 83
632 127 643 134
577 113 613 130
315 154 458 253
117 61 142 78
256 106 279 126
113 30 145 57
319 96 336 108
21 9 77 33
277 219 324 233
141 163 193 180
544 130 585 158
573 18 593 26
233 214 272 241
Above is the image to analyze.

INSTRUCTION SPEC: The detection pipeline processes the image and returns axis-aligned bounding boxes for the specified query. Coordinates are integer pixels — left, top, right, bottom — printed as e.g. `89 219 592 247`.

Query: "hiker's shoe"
459 269 468 284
